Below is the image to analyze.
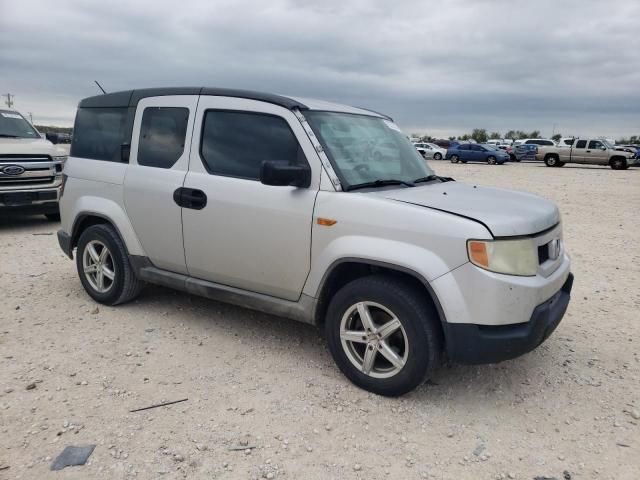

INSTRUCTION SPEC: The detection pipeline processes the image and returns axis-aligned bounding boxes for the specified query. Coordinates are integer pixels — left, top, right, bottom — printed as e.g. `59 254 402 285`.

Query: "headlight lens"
467 238 538 276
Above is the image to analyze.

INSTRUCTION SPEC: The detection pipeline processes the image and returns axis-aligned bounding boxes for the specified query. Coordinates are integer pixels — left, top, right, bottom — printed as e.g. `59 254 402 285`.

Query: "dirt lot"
1 161 638 480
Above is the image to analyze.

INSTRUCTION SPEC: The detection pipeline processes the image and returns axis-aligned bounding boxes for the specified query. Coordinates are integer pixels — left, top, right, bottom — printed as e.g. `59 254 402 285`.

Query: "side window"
200 110 305 180
71 107 129 162
588 140 603 149
575 140 587 149
471 144 483 151
137 107 189 169
458 144 469 150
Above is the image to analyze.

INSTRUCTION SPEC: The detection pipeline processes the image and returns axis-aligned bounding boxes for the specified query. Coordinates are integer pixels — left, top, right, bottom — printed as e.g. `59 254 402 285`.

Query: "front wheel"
610 158 628 170
433 152 442 160
450 155 459 163
487 156 497 165
325 275 442 396
76 224 143 305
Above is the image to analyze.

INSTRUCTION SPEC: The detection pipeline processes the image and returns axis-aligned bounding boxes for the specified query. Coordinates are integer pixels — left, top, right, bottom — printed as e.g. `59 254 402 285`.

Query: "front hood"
375 182 560 237
0 137 59 155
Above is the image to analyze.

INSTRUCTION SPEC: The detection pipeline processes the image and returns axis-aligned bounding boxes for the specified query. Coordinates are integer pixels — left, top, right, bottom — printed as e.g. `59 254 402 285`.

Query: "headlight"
53 155 68 164
467 238 538 276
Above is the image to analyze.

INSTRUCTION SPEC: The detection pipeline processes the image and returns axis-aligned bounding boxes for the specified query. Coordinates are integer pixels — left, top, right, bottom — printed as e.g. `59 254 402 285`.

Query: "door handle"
586 150 591 153
173 187 207 210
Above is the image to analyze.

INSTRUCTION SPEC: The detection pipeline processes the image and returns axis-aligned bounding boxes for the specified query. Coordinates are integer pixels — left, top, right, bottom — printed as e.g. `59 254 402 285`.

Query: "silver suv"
57 88 573 396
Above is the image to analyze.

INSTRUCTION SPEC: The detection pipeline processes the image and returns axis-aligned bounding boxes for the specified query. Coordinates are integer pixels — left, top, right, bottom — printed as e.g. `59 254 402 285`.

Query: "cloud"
1 0 639 137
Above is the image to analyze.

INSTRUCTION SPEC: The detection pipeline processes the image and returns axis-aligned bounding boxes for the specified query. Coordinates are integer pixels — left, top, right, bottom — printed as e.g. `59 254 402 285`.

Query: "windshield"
0 110 40 138
601 140 614 149
305 111 434 189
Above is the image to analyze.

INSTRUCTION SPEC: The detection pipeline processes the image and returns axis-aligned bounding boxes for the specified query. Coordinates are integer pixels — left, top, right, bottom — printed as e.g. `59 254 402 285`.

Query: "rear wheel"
545 155 561 167
325 275 442 396
433 152 442 160
450 155 459 163
76 224 143 305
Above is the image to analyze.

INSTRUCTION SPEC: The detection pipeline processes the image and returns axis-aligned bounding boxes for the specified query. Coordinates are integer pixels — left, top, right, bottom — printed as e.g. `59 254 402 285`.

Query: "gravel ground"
1 161 638 480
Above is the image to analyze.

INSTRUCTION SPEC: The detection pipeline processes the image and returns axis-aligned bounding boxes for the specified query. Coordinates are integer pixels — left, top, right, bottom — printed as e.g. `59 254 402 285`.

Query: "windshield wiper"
413 175 455 184
0 134 20 138
345 179 415 191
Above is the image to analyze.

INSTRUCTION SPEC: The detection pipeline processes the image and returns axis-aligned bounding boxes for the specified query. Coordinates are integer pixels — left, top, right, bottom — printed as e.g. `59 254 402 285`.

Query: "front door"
181 97 320 301
124 95 198 274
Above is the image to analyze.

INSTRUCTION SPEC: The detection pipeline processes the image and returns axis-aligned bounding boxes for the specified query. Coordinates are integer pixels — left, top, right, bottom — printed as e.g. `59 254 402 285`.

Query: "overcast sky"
1 0 639 138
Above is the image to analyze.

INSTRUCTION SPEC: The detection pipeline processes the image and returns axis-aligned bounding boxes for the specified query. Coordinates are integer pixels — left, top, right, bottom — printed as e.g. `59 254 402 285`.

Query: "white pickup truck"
536 138 635 170
0 109 67 219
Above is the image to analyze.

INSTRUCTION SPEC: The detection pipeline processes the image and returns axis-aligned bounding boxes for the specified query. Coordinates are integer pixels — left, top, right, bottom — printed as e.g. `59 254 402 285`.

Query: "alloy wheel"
82 240 115 293
339 301 408 379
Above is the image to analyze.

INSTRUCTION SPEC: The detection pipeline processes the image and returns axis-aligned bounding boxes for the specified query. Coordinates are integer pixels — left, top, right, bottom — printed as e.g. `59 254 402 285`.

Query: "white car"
414 142 446 160
0 109 67 219
57 87 573 396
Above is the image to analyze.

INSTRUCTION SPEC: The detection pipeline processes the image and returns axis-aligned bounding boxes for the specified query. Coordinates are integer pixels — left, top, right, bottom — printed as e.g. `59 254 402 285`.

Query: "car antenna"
94 80 107 94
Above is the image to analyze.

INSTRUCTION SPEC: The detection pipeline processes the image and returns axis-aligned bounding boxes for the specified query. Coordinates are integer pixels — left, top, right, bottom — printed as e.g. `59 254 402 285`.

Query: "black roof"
78 87 309 110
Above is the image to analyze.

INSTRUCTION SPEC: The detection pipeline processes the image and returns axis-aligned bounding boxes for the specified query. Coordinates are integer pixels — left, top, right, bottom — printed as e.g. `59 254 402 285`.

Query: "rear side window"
575 140 587 148
71 108 129 161
200 110 305 180
138 107 189 168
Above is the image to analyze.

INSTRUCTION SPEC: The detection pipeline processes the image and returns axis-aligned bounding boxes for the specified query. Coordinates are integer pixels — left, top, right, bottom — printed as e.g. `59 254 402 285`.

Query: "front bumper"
444 273 573 364
57 229 73 259
0 188 59 207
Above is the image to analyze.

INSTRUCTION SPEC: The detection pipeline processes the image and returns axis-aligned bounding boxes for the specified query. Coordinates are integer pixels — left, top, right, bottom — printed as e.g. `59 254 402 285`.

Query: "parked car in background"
536 138 636 169
556 137 575 147
513 144 538 162
432 139 458 149
45 132 72 144
0 109 67 220
447 143 509 164
57 87 573 396
514 138 556 147
414 142 446 160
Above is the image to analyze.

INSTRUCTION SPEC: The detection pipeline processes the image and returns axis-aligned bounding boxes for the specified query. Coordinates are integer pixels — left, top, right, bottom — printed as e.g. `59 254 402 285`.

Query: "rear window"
71 107 130 161
575 140 587 148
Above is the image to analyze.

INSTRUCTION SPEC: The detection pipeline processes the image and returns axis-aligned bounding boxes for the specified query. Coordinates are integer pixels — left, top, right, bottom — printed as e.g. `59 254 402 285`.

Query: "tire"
76 224 143 305
325 275 442 396
487 156 497 165
544 155 560 167
433 153 442 160
45 212 61 222
450 155 459 163
610 157 627 170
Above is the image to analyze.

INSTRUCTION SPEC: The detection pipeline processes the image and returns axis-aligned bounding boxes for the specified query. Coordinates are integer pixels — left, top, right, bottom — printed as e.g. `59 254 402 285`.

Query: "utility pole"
3 93 14 109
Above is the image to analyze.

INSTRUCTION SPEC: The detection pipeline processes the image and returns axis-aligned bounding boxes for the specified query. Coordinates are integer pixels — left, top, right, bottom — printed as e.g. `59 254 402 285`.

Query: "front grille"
0 155 61 191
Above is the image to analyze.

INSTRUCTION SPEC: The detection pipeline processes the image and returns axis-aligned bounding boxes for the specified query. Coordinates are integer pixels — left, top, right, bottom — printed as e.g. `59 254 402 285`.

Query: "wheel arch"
69 209 143 259
313 258 448 340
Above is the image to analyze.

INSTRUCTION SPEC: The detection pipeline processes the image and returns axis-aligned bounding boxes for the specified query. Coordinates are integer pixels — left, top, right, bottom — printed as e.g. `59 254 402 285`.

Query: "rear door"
571 139 588 163
584 140 608 165
181 96 320 301
123 96 197 274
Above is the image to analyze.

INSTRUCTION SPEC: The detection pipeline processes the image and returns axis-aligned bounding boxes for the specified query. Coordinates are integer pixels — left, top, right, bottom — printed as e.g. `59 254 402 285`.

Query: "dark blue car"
446 143 510 164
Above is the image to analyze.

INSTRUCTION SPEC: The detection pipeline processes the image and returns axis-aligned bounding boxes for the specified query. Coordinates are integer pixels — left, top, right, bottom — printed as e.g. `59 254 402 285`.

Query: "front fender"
303 235 464 297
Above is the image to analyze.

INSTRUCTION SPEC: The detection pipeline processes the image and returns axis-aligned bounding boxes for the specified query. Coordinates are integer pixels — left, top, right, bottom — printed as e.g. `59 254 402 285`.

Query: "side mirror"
600 146 607 151
260 161 311 188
